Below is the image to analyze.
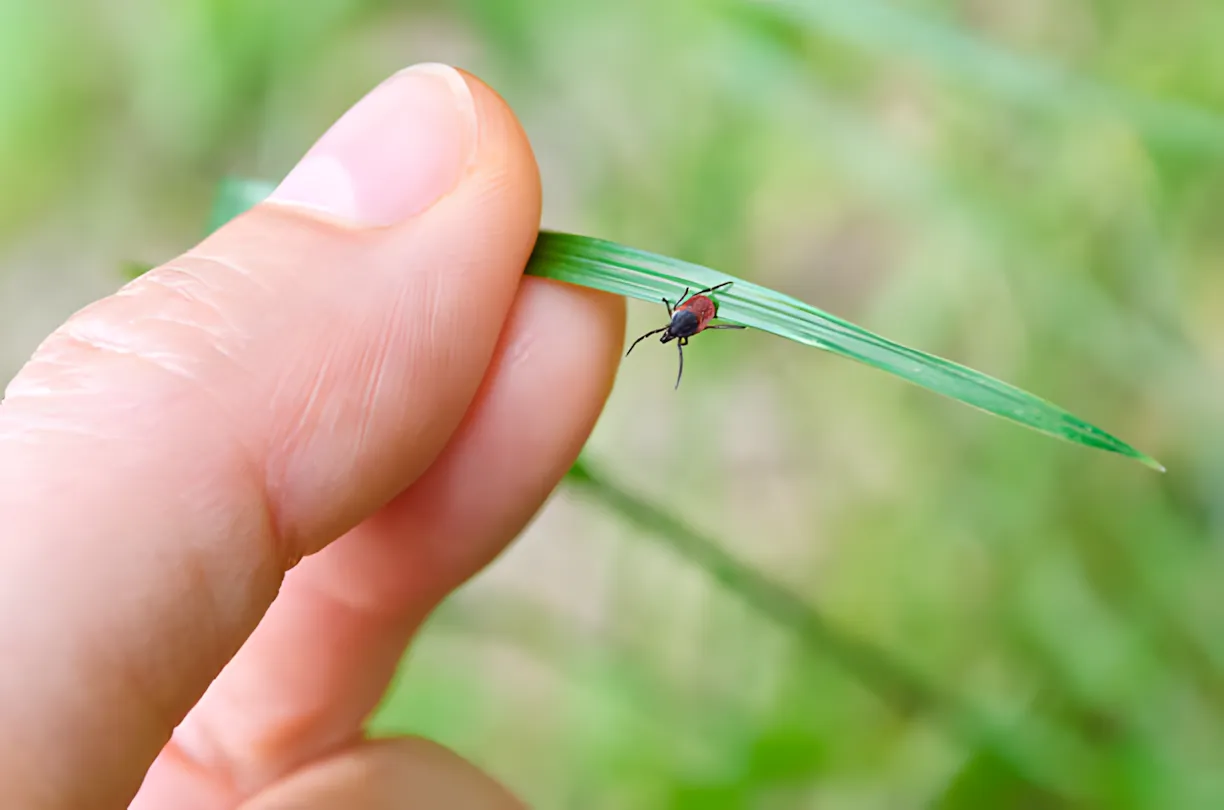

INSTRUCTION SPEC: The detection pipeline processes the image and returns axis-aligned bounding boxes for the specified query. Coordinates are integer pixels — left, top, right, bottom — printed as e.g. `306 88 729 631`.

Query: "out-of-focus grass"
5 0 1224 807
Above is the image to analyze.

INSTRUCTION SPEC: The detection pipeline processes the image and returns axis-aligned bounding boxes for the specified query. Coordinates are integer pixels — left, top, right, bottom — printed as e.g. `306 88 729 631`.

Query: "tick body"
625 281 746 389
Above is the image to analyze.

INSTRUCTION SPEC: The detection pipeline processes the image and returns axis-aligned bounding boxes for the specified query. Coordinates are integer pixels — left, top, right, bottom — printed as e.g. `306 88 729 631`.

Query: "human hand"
0 63 624 808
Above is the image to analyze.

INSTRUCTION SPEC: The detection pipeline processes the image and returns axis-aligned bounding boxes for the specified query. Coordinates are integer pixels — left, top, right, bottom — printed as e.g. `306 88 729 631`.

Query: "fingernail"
268 63 477 226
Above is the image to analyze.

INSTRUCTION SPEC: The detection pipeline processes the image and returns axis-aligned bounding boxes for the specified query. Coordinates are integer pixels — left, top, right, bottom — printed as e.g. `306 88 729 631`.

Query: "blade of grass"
204 177 1162 471
565 456 1093 802
533 233 1161 471
565 458 944 717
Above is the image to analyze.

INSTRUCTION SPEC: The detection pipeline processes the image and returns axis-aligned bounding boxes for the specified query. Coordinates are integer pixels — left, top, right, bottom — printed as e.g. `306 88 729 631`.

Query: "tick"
625 281 746 389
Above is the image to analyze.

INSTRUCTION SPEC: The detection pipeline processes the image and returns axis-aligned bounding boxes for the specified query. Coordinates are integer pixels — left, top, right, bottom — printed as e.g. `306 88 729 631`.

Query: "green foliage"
752 0 1224 156
565 458 1085 801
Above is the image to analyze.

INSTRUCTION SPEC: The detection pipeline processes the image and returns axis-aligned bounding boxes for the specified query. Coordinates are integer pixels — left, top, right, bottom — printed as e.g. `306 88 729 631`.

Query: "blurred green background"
3 0 1222 807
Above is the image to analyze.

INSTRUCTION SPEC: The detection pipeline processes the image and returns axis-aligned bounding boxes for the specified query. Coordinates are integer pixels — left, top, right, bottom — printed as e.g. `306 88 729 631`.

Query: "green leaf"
536 235 1162 471
205 177 1162 471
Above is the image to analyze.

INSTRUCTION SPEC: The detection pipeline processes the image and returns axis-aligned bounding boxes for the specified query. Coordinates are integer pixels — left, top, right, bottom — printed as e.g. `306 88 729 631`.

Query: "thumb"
0 64 539 808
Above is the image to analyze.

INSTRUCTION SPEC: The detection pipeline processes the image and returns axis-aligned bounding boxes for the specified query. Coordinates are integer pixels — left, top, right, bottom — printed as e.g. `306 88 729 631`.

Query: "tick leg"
674 340 684 390
674 287 691 308
688 281 734 299
662 296 674 317
707 324 747 330
626 326 668 357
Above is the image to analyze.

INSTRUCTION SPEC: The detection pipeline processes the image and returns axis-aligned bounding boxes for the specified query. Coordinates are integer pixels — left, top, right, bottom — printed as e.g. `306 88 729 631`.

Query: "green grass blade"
532 233 1162 471
566 456 1092 800
564 458 948 717
205 177 1162 471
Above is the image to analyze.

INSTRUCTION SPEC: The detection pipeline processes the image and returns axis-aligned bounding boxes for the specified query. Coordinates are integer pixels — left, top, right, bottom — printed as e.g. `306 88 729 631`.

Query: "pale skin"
0 65 625 808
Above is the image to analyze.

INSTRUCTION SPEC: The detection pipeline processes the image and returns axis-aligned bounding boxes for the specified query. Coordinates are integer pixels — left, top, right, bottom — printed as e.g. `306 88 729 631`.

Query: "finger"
0 64 540 809
238 738 525 810
131 278 623 807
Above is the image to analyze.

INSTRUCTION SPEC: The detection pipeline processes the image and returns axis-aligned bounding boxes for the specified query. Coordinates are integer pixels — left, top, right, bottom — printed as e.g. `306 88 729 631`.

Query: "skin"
0 65 624 809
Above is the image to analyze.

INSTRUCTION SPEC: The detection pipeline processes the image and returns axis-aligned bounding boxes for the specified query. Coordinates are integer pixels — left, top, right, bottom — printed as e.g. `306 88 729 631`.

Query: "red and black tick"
625 281 746 389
